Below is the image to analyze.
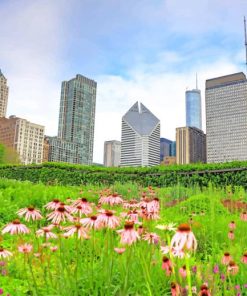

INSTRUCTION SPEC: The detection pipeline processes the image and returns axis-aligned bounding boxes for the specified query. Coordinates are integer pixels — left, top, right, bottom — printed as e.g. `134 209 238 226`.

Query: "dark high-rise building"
49 74 97 165
160 138 172 162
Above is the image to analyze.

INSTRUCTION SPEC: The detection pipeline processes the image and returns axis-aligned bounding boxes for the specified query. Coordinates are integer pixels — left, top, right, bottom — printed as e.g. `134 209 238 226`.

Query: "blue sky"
0 0 246 163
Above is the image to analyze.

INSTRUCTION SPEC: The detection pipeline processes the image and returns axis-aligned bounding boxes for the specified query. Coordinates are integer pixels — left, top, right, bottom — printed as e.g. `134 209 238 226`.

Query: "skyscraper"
0 69 9 118
160 138 172 162
176 126 206 164
121 102 160 167
104 140 121 167
49 74 97 165
206 72 247 163
185 88 202 130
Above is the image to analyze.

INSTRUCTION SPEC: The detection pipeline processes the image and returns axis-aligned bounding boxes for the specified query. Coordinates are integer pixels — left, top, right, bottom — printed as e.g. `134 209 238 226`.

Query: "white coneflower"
170 223 197 252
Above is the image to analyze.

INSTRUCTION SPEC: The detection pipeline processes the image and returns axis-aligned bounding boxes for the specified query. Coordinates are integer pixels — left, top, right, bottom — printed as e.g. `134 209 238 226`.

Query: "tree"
0 143 20 164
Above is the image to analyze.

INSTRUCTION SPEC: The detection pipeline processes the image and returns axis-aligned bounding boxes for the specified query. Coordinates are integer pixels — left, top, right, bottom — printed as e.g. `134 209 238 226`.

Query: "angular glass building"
49 74 97 165
121 102 160 167
185 89 202 130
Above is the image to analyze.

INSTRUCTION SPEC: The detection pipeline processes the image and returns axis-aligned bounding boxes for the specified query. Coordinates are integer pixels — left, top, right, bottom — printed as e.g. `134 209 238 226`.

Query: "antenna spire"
196 73 198 89
244 16 247 74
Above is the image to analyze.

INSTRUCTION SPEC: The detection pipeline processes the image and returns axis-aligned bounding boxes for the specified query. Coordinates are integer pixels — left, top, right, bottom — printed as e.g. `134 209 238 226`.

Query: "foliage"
0 143 20 164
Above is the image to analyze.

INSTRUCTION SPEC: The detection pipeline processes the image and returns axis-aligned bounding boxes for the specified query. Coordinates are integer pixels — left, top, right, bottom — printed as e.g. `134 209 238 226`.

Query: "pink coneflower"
18 243 33 253
228 230 234 240
126 210 140 224
171 282 180 296
36 226 57 239
160 245 170 254
228 221 236 229
2 219 30 235
44 199 61 210
222 252 231 265
117 221 140 245
240 211 247 221
143 232 160 244
162 256 172 275
179 265 187 278
80 215 102 230
63 224 89 239
108 193 124 206
0 247 12 259
70 205 91 217
114 248 126 254
123 199 139 209
227 261 239 275
137 225 144 236
199 285 211 296
242 252 247 264
50 246 58 252
46 206 72 224
17 206 43 222
171 246 185 258
97 210 120 229
170 223 197 252
72 198 92 214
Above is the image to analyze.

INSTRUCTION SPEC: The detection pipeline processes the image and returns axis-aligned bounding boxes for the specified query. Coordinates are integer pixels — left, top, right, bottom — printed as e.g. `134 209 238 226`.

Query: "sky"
0 0 247 163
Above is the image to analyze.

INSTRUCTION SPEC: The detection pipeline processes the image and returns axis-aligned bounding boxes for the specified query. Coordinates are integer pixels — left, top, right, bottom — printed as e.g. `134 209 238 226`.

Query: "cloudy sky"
0 0 247 163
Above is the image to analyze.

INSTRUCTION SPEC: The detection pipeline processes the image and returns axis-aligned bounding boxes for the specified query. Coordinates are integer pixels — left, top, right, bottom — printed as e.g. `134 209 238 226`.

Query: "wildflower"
179 265 187 278
162 256 172 275
114 248 126 254
50 246 58 252
222 252 231 265
2 219 30 235
191 265 197 274
63 224 88 239
123 199 139 209
240 211 247 221
171 246 185 258
18 243 33 253
220 273 226 281
137 225 144 235
241 252 247 264
170 223 197 252
191 286 197 293
227 261 239 275
143 232 160 244
156 222 177 232
126 210 139 224
47 206 72 224
72 198 92 214
228 221 236 229
228 230 234 240
160 245 170 254
80 215 102 230
17 206 43 222
108 193 124 206
0 247 12 259
97 210 120 229
44 199 61 210
213 264 219 273
0 289 3 295
199 284 211 296
70 205 91 217
36 226 57 239
170 282 180 296
117 221 140 245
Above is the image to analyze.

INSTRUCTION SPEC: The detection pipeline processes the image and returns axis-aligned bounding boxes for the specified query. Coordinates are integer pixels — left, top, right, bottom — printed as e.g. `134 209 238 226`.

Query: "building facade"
176 126 206 164
49 74 97 165
206 72 247 163
0 70 9 118
104 140 121 167
121 102 160 167
0 116 44 164
186 89 202 130
160 138 172 162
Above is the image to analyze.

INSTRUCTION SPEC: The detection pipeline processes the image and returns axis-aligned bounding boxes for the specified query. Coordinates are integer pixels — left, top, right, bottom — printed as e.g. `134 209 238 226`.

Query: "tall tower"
57 74 97 164
121 102 160 167
206 72 247 163
0 69 9 118
185 76 202 130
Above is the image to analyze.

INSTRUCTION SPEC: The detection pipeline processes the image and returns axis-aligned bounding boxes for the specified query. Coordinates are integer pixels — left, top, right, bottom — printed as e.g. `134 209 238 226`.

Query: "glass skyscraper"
49 74 97 165
185 89 202 130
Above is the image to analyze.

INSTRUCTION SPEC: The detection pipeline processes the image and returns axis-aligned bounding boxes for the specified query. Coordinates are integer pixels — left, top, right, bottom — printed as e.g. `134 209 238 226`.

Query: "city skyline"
0 0 246 163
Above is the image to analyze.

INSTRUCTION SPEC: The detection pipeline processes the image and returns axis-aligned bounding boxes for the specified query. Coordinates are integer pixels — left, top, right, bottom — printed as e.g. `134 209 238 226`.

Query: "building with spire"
120 102 160 167
185 75 202 130
0 69 9 118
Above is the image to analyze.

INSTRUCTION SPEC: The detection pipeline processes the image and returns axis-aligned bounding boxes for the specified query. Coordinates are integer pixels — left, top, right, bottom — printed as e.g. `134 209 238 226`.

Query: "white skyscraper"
206 72 247 163
104 140 121 167
120 102 160 167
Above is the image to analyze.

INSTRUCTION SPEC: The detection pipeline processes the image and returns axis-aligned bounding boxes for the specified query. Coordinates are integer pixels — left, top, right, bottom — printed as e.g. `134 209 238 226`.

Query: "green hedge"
0 161 247 188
